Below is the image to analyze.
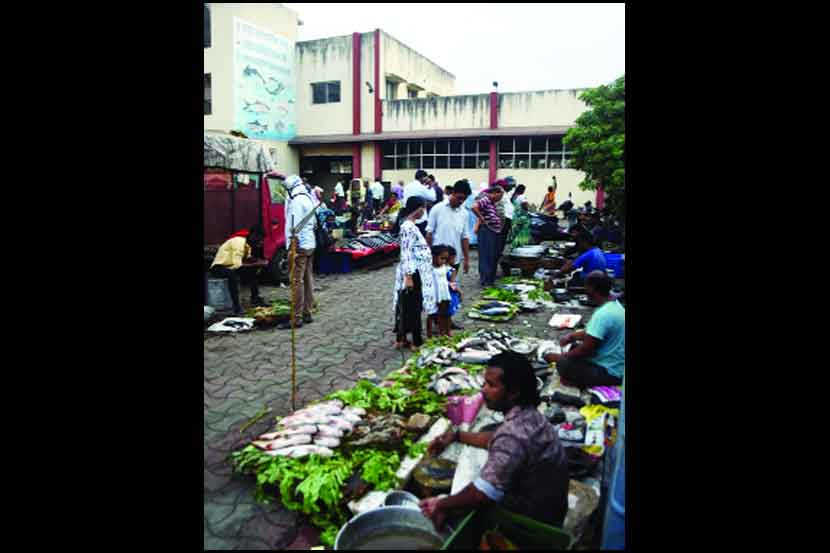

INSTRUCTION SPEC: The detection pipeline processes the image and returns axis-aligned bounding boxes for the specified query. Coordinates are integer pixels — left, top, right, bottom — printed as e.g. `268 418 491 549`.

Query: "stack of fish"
416 346 460 368
356 236 388 249
455 330 520 364
427 367 484 396
252 400 367 458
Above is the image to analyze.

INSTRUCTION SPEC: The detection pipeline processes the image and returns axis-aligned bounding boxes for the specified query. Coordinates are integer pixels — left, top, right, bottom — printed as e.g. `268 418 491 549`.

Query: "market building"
205 3 599 208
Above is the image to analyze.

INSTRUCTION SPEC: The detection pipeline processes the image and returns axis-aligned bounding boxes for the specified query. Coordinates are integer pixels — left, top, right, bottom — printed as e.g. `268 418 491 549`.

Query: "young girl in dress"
427 245 452 338
445 246 463 324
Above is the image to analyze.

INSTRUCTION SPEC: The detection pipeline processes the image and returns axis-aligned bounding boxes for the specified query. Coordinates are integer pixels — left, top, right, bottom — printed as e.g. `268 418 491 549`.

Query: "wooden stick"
290 236 298 413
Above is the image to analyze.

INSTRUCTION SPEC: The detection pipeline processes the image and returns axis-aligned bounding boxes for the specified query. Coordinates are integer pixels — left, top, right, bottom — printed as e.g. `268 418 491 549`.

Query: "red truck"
203 133 289 283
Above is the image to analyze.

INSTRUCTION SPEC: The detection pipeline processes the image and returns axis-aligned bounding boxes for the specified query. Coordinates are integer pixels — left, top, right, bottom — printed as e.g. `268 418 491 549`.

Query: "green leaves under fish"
230 445 409 547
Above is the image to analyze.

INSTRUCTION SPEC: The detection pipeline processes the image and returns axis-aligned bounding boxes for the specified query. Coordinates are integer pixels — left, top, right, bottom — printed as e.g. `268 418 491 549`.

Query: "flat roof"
288 126 574 145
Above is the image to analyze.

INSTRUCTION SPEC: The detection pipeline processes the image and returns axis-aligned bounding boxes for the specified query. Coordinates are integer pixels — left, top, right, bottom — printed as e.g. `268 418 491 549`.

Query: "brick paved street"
203 249 578 549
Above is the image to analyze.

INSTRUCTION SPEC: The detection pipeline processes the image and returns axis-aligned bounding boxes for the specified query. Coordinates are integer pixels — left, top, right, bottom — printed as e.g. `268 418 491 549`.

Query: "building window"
386 80 398 100
495 135 573 169
311 81 341 104
204 74 211 115
408 89 418 99
204 4 211 48
383 139 490 173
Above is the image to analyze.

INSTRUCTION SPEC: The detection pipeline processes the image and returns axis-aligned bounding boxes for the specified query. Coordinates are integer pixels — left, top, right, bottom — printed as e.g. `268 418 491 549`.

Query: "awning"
287 125 574 145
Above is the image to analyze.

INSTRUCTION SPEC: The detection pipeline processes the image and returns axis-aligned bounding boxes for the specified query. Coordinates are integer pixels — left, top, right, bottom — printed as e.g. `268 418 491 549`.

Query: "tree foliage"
563 75 625 221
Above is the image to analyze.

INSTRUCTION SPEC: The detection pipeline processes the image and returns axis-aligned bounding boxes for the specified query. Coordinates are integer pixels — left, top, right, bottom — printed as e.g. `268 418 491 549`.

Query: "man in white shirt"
371 180 385 213
280 175 317 329
403 169 436 235
334 181 346 213
427 178 472 299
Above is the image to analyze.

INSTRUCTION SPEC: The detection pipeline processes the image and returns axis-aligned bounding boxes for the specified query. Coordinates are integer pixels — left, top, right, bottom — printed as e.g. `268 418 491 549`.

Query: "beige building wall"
382 95 491 132
497 169 593 209
498 89 588 127
295 35 354 136
298 144 354 157
360 143 375 182
380 32 455 99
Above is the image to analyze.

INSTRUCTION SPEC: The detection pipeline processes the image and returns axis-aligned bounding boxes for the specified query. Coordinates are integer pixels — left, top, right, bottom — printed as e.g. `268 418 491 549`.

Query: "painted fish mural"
243 100 271 114
243 65 267 86
247 120 269 133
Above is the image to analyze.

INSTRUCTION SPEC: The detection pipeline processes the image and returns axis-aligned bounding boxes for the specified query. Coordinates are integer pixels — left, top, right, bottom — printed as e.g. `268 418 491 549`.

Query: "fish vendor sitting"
555 224 607 285
544 270 625 388
420 352 570 531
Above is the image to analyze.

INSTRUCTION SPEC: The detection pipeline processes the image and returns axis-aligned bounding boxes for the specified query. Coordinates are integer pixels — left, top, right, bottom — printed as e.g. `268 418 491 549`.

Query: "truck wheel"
270 250 289 284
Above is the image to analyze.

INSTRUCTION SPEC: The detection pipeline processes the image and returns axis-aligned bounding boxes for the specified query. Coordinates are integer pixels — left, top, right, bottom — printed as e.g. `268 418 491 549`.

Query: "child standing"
446 246 462 326
427 245 452 338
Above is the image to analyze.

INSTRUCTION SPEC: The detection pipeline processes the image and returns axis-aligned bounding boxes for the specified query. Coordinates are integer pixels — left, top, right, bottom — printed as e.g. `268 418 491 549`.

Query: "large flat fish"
280 414 333 427
253 433 312 451
264 445 334 458
313 436 341 448
258 425 317 441
315 425 344 438
479 307 510 316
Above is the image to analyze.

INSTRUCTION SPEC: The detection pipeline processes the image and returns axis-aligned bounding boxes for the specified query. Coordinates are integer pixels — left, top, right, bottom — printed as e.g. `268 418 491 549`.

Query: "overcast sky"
282 3 625 95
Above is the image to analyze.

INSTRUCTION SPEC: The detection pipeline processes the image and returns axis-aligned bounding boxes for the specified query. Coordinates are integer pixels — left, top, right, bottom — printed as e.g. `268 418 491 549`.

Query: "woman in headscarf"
392 196 437 350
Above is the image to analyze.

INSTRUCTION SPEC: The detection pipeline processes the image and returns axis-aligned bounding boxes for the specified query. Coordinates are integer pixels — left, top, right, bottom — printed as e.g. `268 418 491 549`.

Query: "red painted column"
488 91 499 184
353 144 361 181
374 29 382 134
352 32 361 135
374 142 382 181
373 30 383 182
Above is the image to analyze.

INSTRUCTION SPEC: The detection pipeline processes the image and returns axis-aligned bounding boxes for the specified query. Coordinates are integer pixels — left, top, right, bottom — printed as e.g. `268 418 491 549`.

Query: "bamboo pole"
289 235 298 413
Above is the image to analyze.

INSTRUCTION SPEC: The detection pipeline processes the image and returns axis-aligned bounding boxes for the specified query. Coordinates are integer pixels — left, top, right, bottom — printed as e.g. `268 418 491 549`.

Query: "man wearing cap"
472 183 505 287
209 224 270 315
403 169 437 236
278 175 317 329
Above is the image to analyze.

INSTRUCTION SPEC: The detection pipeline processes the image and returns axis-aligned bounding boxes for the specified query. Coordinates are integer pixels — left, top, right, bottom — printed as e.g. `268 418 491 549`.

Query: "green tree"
563 75 625 222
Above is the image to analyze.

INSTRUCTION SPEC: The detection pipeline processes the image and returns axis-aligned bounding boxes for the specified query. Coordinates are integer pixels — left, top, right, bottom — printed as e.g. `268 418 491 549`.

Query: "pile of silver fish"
454 330 523 364
416 346 460 368
427 367 485 395
252 400 367 458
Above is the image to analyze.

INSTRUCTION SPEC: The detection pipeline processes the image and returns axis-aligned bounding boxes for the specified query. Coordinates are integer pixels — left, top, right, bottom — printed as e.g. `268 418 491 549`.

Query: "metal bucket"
334 506 443 550
384 490 420 509
206 278 233 310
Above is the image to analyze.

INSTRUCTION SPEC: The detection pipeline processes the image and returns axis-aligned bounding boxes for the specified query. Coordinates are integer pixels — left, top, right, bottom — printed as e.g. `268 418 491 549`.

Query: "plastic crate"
604 253 624 279
442 506 575 550
318 252 352 274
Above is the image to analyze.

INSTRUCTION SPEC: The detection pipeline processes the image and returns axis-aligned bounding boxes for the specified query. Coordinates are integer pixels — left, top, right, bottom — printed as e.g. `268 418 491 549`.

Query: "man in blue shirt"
544 271 624 388
557 225 606 285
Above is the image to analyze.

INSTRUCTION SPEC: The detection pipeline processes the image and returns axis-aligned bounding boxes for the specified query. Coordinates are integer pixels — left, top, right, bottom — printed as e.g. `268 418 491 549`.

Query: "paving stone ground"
203 249 588 550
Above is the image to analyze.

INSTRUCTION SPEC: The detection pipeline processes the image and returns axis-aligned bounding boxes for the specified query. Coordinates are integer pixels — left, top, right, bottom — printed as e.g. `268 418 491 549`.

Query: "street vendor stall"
230 297 619 549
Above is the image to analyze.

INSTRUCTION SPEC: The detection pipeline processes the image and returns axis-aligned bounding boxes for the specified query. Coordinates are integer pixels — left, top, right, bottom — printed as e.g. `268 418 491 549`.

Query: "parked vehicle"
204 132 289 283
529 212 573 243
